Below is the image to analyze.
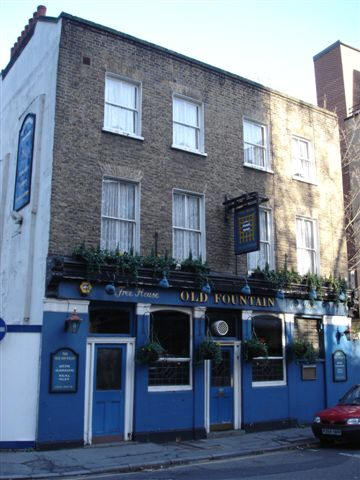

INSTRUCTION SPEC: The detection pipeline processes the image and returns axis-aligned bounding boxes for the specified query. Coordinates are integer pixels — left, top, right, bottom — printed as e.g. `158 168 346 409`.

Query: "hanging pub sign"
13 113 36 212
50 348 78 393
234 204 260 255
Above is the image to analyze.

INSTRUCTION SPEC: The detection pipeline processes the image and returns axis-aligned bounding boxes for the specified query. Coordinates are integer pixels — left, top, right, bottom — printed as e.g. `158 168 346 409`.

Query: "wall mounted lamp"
65 309 82 334
336 325 352 344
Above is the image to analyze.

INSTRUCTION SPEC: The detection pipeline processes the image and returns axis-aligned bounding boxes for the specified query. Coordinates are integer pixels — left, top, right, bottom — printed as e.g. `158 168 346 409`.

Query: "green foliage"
180 252 210 288
242 337 268 361
288 338 318 363
142 250 176 277
135 341 165 365
252 262 301 289
195 339 222 365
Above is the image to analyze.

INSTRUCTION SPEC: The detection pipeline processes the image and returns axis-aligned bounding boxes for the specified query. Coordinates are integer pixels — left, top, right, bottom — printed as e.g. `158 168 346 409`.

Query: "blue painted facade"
35 279 357 447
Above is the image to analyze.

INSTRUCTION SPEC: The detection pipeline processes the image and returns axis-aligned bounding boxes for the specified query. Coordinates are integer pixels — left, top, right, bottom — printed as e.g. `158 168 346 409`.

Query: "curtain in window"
296 218 315 274
248 210 271 271
293 138 312 180
105 77 137 134
173 98 199 150
244 121 265 167
101 180 136 252
173 193 201 260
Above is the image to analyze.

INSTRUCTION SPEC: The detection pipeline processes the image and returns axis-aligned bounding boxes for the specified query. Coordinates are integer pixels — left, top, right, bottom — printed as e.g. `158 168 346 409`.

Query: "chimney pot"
37 5 47 16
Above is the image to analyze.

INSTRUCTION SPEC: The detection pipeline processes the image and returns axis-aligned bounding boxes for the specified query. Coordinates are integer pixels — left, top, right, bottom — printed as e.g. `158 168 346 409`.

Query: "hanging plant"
242 337 268 361
288 338 318 364
303 273 323 304
135 341 165 365
195 338 222 365
180 252 211 289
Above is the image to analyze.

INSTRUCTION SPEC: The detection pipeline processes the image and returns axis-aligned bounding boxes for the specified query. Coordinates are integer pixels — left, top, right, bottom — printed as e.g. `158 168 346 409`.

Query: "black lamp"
65 309 82 334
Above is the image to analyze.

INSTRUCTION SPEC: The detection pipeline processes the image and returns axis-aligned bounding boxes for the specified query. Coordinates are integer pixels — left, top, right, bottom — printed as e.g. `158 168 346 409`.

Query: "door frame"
84 337 135 445
204 341 241 433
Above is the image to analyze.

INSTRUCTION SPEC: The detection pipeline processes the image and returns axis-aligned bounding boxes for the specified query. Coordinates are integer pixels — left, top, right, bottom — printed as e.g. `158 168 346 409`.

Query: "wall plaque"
13 114 36 211
50 348 78 393
333 350 347 382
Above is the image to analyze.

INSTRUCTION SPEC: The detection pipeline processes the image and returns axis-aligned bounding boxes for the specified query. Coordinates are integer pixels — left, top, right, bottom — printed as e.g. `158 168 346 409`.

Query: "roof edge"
59 12 337 118
313 40 360 62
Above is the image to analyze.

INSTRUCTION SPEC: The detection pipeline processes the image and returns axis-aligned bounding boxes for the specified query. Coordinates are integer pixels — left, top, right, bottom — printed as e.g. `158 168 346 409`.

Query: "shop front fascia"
36 255 352 448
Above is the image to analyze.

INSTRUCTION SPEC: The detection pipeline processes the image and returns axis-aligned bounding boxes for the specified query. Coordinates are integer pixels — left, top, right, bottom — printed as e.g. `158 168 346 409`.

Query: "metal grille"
148 361 190 386
211 351 231 387
252 359 284 382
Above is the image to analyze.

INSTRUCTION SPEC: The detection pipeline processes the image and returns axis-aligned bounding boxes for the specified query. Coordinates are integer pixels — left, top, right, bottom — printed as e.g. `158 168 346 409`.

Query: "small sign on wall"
302 364 317 381
333 350 347 382
50 348 78 393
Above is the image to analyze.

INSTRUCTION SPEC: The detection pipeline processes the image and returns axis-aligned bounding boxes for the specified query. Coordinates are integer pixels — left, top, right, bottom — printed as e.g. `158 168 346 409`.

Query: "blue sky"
1 0 359 103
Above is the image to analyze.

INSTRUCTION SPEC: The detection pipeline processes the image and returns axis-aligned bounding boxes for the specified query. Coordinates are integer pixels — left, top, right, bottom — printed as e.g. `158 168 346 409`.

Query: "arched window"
251 315 285 385
148 310 192 390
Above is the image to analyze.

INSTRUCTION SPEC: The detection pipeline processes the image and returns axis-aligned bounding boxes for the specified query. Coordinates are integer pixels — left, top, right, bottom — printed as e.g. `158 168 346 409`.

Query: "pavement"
0 427 317 480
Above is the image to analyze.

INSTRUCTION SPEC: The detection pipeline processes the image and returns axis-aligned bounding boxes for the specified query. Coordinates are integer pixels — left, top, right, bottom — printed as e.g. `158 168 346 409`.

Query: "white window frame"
100 177 140 254
296 216 320 275
103 73 143 140
247 207 274 273
148 307 193 392
251 314 287 388
172 94 206 156
292 136 316 183
243 118 271 172
172 189 206 261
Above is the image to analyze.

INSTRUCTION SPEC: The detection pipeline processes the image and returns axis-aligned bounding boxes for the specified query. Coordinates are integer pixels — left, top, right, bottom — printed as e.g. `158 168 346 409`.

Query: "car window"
339 386 360 405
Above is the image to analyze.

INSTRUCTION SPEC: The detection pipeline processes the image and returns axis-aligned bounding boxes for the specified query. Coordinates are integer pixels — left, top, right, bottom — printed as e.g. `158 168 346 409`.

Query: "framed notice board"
50 348 79 393
333 350 347 382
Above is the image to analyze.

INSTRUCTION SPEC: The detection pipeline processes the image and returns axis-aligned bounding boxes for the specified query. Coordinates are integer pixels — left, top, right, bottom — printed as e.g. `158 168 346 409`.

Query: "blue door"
92 344 126 442
210 346 234 430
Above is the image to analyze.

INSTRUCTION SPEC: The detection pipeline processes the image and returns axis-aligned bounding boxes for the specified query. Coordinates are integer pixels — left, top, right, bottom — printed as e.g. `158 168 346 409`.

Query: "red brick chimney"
10 5 47 59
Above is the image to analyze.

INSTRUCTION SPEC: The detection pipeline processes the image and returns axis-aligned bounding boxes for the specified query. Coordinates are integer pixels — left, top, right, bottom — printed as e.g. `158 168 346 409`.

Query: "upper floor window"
172 96 204 154
173 191 205 261
101 179 139 253
243 119 270 171
248 208 274 272
292 136 315 182
296 217 318 275
104 75 141 137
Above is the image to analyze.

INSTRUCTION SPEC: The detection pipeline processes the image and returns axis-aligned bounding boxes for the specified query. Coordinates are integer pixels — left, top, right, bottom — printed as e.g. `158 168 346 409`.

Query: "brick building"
314 41 360 302
0 8 356 449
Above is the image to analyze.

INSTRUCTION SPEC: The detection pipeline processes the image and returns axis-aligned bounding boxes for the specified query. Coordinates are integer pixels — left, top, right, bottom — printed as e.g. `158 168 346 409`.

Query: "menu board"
50 348 78 393
333 350 347 382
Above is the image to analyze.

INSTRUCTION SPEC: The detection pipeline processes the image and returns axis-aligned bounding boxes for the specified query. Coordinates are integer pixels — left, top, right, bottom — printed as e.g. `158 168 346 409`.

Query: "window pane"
151 311 190 356
294 317 323 357
173 229 185 260
188 195 200 229
244 121 264 146
96 348 122 390
174 98 198 127
90 309 130 334
101 218 134 252
173 123 198 149
252 359 284 382
173 194 186 227
252 316 282 356
149 361 190 386
244 144 265 167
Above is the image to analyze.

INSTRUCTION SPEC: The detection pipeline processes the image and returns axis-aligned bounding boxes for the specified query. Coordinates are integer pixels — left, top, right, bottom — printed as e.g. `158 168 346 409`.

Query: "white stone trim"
323 315 351 326
84 337 135 444
193 306 206 319
43 299 89 313
285 313 295 323
136 303 151 316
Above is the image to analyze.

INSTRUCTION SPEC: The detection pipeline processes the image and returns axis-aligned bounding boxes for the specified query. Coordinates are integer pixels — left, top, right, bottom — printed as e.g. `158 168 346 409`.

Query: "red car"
312 385 360 444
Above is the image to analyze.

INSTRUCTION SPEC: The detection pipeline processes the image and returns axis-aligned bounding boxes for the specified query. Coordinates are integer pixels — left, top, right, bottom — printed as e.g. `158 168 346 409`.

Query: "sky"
1 0 359 104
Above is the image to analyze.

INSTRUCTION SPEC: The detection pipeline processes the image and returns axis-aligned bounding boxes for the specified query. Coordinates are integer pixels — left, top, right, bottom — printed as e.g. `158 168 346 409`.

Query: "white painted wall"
0 18 61 326
0 18 62 442
0 333 41 441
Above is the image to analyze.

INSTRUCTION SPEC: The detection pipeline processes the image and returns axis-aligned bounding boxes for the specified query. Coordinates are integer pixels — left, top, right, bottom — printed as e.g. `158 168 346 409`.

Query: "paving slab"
0 427 316 479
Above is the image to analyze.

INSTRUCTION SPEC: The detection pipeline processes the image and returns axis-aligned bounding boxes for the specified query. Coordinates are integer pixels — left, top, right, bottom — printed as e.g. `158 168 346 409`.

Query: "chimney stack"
10 5 47 60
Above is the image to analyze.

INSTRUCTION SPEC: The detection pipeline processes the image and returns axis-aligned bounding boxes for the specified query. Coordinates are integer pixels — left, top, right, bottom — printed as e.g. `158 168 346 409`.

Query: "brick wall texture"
49 17 347 278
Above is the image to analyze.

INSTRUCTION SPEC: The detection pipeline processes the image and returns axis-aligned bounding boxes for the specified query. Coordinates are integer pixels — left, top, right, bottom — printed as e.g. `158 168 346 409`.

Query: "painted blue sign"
333 350 347 382
234 205 260 255
50 348 78 393
0 318 7 342
13 114 36 211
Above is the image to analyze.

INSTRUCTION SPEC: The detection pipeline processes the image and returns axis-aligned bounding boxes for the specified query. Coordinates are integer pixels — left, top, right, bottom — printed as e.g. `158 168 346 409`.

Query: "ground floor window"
294 317 324 358
251 315 285 385
148 310 192 390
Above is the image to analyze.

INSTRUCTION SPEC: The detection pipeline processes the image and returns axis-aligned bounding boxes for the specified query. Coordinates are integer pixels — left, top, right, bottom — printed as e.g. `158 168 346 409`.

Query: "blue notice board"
234 205 260 255
50 348 78 393
333 350 347 382
13 114 36 211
